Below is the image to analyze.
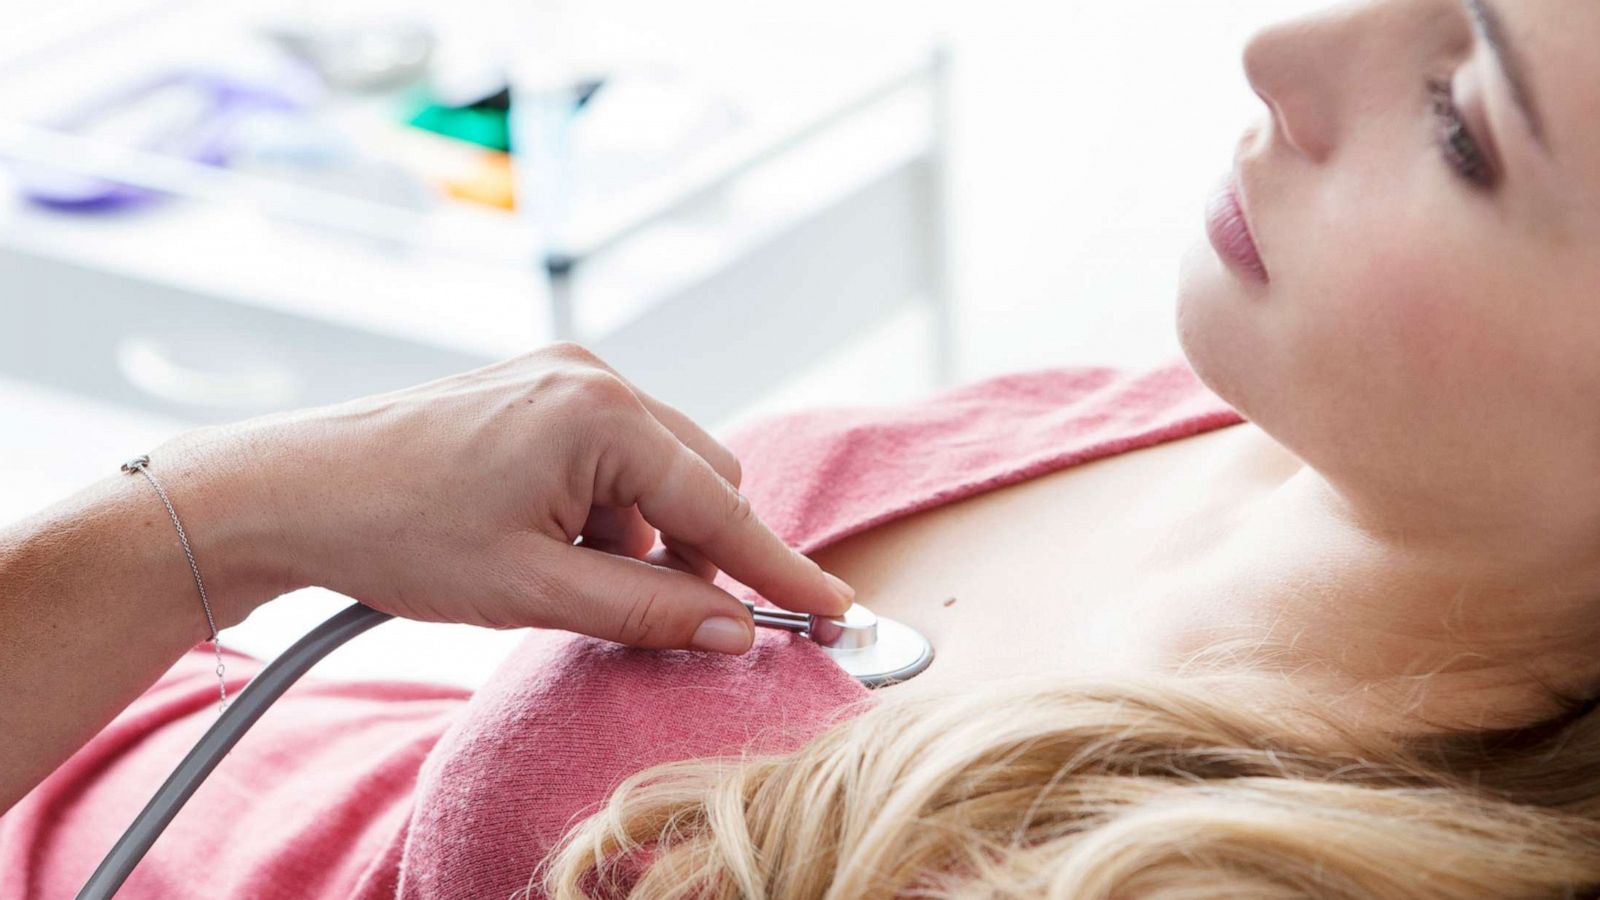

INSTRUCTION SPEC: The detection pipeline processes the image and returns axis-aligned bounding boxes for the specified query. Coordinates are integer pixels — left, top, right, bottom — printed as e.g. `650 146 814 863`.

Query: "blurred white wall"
943 0 1326 380
729 0 1334 428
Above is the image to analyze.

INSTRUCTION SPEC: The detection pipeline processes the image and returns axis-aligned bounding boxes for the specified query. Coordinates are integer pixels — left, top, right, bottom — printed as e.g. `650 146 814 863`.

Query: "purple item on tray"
7 70 301 212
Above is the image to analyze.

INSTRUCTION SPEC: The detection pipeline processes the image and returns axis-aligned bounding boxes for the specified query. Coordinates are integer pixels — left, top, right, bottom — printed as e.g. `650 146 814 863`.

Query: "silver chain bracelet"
121 455 229 717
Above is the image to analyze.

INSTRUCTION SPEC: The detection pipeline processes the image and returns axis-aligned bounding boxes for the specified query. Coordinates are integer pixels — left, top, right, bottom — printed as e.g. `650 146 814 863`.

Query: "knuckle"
540 340 600 364
618 586 666 645
571 369 633 406
520 560 578 625
539 369 636 424
722 450 744 489
565 377 642 447
723 484 757 536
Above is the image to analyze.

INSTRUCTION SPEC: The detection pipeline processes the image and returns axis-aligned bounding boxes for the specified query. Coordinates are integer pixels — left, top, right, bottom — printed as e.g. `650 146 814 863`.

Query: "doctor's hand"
162 343 856 654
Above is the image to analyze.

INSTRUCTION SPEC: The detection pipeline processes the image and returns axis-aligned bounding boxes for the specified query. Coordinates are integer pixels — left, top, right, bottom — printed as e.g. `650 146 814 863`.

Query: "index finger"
608 413 854 617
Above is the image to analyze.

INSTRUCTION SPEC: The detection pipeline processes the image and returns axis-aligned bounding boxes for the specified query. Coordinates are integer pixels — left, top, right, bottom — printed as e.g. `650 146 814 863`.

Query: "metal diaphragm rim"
820 613 934 688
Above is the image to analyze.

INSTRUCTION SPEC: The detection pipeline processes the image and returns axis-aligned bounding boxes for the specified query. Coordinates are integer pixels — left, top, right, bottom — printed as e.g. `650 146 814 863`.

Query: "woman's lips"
1205 174 1269 284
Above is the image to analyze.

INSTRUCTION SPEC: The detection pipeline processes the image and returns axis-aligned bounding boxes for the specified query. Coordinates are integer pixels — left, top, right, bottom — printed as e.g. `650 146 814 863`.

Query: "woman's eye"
1427 77 1496 190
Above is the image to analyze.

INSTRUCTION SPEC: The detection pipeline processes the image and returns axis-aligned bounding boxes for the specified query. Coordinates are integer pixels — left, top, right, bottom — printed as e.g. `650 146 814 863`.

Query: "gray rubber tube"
77 602 394 900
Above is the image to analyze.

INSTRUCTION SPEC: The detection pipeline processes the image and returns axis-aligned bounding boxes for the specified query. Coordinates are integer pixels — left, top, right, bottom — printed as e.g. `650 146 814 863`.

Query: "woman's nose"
1241 6 1368 163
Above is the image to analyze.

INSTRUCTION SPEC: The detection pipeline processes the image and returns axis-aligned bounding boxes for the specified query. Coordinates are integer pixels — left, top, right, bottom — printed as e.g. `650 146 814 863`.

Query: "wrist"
217 403 404 604
138 424 308 630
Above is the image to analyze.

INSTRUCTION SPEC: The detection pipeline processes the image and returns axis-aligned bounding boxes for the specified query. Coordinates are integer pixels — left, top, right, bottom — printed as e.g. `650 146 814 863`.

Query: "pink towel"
0 358 1243 899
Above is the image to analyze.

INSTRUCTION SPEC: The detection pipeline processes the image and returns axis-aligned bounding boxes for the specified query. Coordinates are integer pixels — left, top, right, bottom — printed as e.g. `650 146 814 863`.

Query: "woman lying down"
9 0 1600 897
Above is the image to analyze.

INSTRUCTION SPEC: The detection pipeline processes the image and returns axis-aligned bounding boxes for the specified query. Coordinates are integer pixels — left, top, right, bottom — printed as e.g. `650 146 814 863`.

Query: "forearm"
0 451 285 816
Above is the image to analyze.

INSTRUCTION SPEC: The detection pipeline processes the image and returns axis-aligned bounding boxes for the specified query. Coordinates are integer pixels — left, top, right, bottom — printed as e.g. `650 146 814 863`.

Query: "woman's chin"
1175 238 1255 410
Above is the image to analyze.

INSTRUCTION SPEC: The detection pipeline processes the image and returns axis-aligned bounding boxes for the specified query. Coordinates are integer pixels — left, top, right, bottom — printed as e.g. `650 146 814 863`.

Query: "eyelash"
1427 76 1495 190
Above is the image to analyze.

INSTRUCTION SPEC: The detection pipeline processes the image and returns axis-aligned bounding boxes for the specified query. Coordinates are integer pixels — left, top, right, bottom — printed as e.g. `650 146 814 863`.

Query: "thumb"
530 538 757 654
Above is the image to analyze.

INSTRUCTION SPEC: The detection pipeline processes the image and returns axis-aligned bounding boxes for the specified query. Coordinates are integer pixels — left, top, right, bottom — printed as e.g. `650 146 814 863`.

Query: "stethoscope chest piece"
745 600 934 688
816 605 935 688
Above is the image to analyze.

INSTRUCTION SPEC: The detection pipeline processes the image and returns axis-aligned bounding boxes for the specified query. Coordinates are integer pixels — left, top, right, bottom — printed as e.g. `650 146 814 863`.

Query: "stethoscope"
77 599 932 899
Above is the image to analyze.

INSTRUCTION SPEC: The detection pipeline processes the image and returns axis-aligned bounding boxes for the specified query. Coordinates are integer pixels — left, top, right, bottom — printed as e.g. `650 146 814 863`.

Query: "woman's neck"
1152 427 1600 736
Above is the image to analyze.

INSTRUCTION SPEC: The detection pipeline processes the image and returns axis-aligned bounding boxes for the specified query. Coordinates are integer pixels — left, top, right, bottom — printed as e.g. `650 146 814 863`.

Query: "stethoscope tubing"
76 603 395 900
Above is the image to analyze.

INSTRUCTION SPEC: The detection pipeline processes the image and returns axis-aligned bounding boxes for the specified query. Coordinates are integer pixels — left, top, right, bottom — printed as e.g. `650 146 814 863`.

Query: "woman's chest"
805 422 1292 696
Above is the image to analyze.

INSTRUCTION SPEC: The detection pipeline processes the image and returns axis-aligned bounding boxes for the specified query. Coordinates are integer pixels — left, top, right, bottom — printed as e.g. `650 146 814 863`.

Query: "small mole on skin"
943 597 957 608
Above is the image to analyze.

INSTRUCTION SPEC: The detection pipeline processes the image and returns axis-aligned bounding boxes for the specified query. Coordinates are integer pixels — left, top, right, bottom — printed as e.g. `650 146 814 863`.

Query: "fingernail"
823 571 856 605
691 616 752 654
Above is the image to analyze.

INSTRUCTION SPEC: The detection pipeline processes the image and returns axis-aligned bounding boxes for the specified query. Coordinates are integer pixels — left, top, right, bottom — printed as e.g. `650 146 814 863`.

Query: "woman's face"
1177 0 1600 558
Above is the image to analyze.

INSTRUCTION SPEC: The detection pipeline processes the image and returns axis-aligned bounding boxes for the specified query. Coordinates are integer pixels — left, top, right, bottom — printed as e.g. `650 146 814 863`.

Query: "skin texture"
0 343 854 815
1169 0 1600 732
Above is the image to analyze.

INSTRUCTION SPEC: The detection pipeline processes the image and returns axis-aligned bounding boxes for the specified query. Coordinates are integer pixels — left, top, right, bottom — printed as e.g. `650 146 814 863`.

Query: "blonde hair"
528 667 1600 899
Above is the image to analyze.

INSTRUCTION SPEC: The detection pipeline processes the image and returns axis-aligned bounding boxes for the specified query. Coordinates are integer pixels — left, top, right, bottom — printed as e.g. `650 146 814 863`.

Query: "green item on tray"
402 87 512 152
399 80 604 153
